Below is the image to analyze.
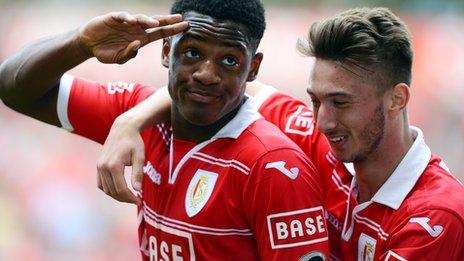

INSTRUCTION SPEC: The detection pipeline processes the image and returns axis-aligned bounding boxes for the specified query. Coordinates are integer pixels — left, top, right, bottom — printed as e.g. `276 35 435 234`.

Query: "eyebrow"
179 32 248 52
307 89 354 99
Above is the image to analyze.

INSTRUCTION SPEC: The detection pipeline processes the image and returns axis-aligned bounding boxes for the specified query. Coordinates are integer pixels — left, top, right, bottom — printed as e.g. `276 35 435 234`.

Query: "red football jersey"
253 84 464 260
57 75 329 260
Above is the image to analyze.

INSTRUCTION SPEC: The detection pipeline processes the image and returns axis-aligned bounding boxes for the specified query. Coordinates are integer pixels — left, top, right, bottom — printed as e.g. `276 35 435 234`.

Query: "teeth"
330 137 344 143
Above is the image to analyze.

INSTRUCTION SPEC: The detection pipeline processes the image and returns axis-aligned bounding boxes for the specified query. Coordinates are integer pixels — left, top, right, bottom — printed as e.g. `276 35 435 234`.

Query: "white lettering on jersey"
144 161 161 185
185 169 218 217
409 217 443 238
149 235 184 261
265 161 299 180
143 213 195 260
267 207 328 249
107 81 135 94
358 233 376 261
285 105 314 136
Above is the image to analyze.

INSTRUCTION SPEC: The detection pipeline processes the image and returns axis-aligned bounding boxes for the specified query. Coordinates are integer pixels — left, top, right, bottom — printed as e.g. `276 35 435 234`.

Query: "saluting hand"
78 12 188 64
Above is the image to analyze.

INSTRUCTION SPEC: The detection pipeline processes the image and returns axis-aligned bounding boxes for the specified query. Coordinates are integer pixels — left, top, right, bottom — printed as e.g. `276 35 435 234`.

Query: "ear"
246 52 263 82
161 38 171 68
386 83 410 116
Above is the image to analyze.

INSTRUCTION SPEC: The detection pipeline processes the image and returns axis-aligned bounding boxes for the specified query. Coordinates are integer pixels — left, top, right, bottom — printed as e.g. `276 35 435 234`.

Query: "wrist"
114 112 146 132
71 28 93 60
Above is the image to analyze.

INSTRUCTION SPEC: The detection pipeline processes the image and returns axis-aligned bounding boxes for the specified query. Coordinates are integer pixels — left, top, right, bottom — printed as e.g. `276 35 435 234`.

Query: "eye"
332 100 348 108
185 50 200 59
221 56 238 66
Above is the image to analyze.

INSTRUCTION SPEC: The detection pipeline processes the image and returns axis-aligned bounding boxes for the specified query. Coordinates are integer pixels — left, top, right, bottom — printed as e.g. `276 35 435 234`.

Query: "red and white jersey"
57 75 329 260
253 84 464 261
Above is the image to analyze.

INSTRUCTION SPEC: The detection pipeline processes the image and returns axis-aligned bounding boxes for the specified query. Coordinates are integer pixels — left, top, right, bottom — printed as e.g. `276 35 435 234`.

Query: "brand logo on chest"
185 169 218 217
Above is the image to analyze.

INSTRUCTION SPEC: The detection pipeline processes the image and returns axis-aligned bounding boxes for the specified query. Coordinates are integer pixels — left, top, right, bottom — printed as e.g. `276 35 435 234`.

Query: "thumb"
131 148 145 191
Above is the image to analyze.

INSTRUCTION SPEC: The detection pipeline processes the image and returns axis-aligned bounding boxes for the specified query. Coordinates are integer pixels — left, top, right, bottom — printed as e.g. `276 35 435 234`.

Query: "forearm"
0 29 90 108
114 87 172 131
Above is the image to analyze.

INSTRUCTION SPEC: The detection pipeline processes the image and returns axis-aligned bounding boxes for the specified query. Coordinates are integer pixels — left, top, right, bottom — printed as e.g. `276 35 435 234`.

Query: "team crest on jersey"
185 169 218 217
285 105 314 136
358 233 376 261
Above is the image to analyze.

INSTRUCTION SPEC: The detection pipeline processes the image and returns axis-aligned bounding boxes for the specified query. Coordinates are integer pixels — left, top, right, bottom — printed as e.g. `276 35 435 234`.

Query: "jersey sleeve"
252 84 334 198
242 148 330 260
56 74 156 144
381 209 464 260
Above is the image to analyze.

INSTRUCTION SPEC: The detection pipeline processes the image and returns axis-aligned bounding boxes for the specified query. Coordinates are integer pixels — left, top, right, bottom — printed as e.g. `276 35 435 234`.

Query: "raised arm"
0 12 188 126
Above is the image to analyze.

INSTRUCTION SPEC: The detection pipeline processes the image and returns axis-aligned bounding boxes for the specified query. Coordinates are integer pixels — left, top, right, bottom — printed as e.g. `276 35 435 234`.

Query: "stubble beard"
348 105 385 163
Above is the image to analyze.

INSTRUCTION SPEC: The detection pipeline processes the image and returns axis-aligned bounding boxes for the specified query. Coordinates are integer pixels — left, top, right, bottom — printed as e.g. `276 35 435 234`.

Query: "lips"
186 89 221 104
325 134 348 150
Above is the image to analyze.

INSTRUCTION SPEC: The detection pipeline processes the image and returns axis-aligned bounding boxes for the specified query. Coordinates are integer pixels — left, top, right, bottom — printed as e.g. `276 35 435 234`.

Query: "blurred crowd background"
0 0 463 260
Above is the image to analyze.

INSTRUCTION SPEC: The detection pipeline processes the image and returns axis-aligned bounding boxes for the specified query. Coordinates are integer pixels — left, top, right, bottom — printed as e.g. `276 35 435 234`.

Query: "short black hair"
171 0 266 51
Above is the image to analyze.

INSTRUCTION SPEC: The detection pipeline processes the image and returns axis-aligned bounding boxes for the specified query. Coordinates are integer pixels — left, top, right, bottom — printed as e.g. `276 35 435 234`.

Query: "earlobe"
161 39 171 68
247 52 263 82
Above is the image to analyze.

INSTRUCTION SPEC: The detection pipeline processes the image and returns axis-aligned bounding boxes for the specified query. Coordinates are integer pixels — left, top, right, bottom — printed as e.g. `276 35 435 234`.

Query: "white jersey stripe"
332 170 350 196
144 210 253 237
57 74 74 132
194 152 250 171
143 203 252 235
191 154 250 175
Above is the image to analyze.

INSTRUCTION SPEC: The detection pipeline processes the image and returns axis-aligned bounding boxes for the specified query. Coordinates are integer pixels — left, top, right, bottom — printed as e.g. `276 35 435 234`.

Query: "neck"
171 98 246 143
355 123 414 203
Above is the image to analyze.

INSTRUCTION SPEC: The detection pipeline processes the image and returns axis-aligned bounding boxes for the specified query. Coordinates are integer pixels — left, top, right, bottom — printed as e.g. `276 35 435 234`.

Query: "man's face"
163 11 262 126
308 59 386 163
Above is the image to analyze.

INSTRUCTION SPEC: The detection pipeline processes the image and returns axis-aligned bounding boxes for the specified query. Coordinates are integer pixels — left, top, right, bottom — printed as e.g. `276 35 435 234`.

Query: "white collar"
213 96 262 139
168 96 261 184
370 126 432 209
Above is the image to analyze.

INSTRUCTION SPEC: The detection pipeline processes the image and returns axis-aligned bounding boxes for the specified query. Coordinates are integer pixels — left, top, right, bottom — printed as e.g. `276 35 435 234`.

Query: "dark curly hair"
171 0 266 51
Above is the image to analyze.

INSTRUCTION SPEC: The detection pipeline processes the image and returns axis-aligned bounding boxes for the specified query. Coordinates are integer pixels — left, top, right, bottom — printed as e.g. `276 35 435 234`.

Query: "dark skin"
0 11 189 204
0 12 188 126
162 11 263 143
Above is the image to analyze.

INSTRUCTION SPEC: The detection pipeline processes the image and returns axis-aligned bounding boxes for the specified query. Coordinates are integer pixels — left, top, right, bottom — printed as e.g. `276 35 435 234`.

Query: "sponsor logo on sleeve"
358 233 376 261
267 207 328 249
265 161 299 180
185 169 218 217
107 81 135 94
144 161 161 185
285 105 315 136
409 217 443 238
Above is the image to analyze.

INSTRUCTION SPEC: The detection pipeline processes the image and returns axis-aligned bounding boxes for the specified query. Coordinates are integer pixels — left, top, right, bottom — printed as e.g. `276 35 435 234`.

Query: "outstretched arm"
0 12 188 126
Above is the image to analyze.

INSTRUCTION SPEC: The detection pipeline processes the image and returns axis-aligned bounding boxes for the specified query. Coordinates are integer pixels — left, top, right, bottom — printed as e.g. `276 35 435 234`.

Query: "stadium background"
0 0 463 259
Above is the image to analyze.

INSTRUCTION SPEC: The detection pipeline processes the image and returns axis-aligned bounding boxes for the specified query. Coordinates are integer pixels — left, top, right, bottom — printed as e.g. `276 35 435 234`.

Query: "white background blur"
0 0 463 259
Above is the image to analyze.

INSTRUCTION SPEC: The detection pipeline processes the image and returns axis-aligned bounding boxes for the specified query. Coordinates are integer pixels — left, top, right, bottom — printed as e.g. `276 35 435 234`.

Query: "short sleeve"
242 148 330 260
56 74 156 144
381 209 464 260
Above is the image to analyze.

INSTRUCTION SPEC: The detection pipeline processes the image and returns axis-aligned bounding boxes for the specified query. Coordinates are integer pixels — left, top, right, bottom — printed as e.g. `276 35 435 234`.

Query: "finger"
133 14 159 29
117 40 141 64
131 148 145 191
151 14 183 26
111 168 141 205
101 168 118 196
111 11 137 24
97 173 103 191
147 21 189 42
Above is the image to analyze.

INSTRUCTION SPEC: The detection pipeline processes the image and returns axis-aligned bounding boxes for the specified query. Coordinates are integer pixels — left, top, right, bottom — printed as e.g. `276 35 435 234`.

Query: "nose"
192 60 221 86
315 104 337 134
